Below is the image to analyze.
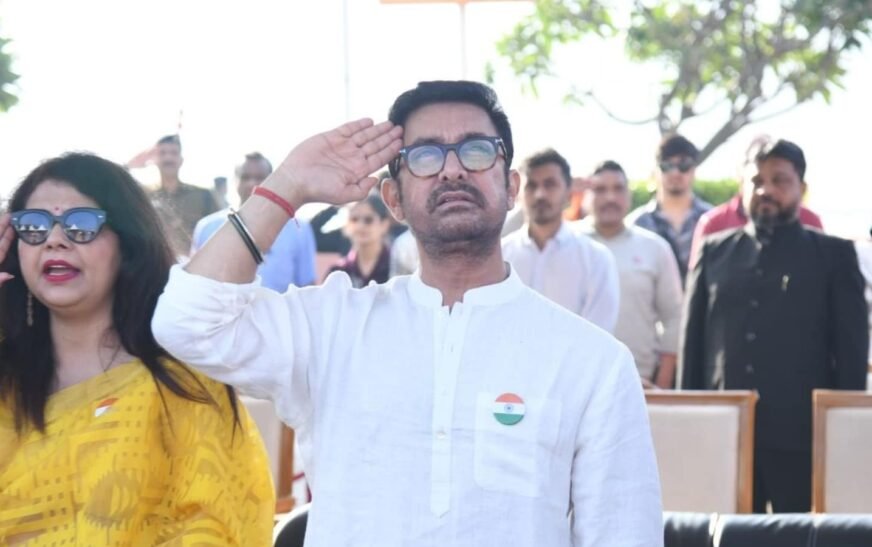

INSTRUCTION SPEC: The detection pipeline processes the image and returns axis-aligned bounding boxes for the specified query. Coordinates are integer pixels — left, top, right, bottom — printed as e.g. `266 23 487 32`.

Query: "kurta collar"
407 264 525 308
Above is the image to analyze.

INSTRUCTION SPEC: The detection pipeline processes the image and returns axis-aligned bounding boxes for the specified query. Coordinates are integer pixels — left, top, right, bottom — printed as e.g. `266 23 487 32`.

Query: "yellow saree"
0 360 275 545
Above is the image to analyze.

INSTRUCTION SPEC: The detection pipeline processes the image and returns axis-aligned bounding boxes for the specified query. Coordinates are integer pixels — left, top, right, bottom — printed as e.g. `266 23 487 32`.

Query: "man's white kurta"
152 265 662 547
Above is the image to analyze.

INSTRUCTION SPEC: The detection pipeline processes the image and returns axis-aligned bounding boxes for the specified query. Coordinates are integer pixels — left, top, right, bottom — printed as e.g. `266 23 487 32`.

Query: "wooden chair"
646 390 758 513
812 390 872 513
240 396 296 513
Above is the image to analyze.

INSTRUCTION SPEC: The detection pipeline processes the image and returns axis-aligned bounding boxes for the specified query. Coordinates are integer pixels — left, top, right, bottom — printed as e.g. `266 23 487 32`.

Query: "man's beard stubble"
405 181 507 262
750 197 799 231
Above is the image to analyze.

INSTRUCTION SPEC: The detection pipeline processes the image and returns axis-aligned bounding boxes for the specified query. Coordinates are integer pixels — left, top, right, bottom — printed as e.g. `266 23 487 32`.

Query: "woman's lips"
42 260 81 283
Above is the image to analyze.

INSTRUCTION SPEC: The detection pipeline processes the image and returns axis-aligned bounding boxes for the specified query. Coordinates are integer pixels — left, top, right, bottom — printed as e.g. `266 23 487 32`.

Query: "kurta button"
745 364 754 374
436 430 447 440
754 268 763 276
746 332 757 342
750 299 759 309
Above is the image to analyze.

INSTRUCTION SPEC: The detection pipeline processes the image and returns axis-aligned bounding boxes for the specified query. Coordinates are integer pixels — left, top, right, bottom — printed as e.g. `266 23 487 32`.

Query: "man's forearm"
185 176 304 284
654 354 677 389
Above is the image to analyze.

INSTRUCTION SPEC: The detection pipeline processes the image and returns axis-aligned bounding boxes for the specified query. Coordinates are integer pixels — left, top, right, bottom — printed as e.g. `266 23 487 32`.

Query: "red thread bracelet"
253 186 296 218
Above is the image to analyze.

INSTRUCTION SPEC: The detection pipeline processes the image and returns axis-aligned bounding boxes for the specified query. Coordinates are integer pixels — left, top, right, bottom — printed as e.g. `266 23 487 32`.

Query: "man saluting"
153 81 662 547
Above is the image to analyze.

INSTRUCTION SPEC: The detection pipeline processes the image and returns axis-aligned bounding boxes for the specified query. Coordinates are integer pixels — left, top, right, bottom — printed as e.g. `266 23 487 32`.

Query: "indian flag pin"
493 393 525 426
94 398 118 418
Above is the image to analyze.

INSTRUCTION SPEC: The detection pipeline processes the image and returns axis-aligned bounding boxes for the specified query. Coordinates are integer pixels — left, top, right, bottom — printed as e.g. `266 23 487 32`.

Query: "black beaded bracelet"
227 209 264 265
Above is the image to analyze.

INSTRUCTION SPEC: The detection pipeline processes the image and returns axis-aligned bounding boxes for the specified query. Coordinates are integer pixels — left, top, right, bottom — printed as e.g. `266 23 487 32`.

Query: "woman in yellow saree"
0 153 275 545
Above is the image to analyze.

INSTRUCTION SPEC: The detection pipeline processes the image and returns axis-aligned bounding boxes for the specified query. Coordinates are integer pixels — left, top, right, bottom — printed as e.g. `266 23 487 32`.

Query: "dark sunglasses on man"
393 136 506 178
10 208 108 245
659 158 695 174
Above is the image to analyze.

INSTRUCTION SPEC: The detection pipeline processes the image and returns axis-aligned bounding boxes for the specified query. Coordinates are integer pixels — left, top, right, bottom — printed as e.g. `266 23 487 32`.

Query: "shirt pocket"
473 392 562 498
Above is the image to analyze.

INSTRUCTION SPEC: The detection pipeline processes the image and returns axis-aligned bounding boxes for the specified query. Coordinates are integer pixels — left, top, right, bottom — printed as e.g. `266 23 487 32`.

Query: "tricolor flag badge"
94 398 118 418
492 393 525 426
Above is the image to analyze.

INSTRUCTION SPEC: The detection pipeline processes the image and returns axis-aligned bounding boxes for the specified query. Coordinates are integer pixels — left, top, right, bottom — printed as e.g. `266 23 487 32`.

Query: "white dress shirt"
502 222 620 332
152 265 662 547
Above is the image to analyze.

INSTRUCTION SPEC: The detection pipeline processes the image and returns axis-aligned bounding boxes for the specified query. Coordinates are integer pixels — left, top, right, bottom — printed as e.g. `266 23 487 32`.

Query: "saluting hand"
268 119 403 207
0 213 15 286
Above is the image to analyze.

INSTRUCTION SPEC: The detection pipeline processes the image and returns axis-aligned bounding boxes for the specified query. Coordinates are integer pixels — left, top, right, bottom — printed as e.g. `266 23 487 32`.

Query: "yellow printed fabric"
0 360 275 546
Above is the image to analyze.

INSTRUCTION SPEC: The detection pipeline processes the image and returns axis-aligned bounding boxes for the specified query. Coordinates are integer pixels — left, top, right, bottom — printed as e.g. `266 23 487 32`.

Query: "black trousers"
753 446 812 513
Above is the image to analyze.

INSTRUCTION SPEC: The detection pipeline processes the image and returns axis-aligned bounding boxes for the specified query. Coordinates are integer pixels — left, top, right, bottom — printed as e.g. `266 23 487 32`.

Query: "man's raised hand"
269 119 403 207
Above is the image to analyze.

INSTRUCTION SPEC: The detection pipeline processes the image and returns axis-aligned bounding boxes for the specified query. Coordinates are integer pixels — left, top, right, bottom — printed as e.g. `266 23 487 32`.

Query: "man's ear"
507 169 521 210
381 177 405 222
800 180 808 199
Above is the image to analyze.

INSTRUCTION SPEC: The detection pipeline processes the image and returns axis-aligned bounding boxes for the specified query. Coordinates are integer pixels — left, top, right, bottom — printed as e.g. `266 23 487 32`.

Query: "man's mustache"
427 183 485 212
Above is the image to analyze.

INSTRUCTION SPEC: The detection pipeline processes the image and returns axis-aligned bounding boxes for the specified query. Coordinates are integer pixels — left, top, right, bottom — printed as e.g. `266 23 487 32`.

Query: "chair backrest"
646 391 758 514
241 396 295 512
812 390 872 513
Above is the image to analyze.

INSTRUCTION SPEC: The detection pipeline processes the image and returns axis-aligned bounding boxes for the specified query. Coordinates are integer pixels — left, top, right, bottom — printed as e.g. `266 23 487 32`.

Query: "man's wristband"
253 186 296 218
227 209 264 265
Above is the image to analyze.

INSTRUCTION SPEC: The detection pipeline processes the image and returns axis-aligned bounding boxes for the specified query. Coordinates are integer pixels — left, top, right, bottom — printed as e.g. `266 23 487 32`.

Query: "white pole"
459 1 468 79
342 0 352 118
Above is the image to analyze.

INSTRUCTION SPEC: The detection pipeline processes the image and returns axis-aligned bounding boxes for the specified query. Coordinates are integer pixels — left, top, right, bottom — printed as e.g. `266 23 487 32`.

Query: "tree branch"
578 91 660 125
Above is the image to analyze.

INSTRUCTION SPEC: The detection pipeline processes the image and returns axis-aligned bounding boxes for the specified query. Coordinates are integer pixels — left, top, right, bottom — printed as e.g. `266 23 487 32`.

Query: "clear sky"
1 0 870 236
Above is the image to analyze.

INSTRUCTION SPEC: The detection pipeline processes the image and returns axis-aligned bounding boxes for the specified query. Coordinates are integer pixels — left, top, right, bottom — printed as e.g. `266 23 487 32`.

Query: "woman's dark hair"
353 194 390 220
0 153 239 433
387 80 514 179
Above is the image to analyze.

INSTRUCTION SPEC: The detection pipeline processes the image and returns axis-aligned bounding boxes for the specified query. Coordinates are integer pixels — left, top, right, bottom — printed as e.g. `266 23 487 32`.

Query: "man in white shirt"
578 160 683 388
152 81 662 547
502 149 619 332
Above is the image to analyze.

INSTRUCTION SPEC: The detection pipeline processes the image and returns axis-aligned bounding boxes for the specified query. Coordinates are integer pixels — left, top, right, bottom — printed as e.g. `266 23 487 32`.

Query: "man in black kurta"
679 138 869 512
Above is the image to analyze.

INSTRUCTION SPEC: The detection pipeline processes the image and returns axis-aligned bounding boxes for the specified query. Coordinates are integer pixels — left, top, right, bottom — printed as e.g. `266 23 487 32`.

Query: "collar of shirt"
576 218 630 242
743 219 804 245
728 194 746 220
407 263 525 308
518 221 576 248
649 195 710 217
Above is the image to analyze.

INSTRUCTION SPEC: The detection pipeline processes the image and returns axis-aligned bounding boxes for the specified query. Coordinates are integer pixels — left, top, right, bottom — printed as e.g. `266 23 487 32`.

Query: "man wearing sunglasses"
153 80 662 546
628 134 712 286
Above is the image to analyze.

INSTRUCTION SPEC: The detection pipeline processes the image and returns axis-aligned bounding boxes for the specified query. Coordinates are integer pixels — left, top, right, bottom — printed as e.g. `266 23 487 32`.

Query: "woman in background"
324 193 392 287
0 153 274 545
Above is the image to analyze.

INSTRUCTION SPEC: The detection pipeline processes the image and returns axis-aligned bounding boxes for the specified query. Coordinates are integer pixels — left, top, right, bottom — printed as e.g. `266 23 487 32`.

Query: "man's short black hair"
157 134 181 151
522 149 571 186
657 134 698 163
240 151 273 174
752 138 806 180
593 160 626 178
387 81 514 178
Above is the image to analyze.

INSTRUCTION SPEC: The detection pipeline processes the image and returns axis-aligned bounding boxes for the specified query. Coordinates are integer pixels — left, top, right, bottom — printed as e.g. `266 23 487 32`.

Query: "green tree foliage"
0 29 18 113
630 178 739 210
495 0 872 164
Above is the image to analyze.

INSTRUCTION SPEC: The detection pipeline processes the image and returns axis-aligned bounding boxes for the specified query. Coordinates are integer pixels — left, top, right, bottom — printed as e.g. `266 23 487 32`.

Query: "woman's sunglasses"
10 208 108 245
394 136 506 178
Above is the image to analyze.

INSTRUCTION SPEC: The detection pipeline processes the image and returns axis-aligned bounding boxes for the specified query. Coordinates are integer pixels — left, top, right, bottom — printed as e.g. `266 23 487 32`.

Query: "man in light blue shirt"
192 152 316 292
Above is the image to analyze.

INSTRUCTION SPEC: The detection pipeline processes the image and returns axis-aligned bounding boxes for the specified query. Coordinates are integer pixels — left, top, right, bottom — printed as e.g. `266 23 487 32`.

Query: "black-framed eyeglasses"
394 136 506 178
659 159 695 174
10 208 108 245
